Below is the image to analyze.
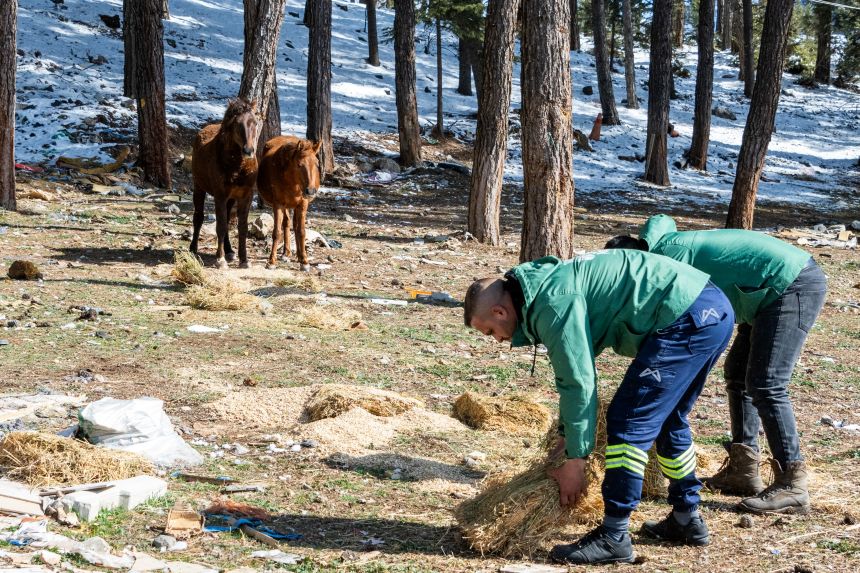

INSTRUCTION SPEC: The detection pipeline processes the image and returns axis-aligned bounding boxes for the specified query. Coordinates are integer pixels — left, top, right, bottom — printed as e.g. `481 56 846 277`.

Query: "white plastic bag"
78 397 203 467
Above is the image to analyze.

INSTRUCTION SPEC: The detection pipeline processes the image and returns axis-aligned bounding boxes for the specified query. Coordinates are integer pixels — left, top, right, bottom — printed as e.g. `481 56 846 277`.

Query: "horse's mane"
222 98 255 125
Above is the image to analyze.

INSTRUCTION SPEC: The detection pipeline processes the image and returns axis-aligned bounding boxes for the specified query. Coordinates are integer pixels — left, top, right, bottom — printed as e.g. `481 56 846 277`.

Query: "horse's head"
291 139 323 199
222 98 260 159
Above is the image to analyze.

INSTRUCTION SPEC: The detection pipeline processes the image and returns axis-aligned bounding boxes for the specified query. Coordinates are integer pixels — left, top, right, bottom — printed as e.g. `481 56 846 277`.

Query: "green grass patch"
818 538 860 555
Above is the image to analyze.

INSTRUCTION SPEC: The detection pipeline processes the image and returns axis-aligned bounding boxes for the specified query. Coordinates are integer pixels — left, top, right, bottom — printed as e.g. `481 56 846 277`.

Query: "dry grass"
0 432 153 486
172 250 261 312
273 273 322 293
298 305 362 330
452 392 552 435
305 384 422 421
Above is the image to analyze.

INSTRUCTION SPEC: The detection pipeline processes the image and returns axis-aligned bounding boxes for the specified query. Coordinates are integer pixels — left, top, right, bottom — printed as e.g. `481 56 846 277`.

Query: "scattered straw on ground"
297 305 362 330
452 392 552 435
171 250 261 312
305 384 421 421
273 273 322 293
0 432 153 486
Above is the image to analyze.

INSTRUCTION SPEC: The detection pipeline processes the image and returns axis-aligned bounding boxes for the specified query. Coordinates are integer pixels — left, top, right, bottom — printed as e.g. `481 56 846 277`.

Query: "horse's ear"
312 140 322 155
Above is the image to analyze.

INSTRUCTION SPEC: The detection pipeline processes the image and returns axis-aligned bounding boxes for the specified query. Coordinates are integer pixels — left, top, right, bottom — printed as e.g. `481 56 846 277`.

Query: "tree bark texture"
592 0 620 125
457 37 473 95
306 0 334 174
732 0 741 55
0 0 15 210
570 0 580 51
520 0 574 262
239 0 287 123
435 18 443 134
394 0 422 165
689 0 714 170
244 0 282 150
622 0 637 109
366 0 380 66
814 4 831 84
742 0 753 96
672 0 684 47
123 0 170 188
468 0 520 245
644 0 672 186
716 0 723 47
721 0 732 51
726 0 794 229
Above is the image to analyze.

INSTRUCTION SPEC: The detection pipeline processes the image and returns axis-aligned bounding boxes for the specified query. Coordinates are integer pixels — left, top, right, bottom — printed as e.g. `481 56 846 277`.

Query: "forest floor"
2 134 860 573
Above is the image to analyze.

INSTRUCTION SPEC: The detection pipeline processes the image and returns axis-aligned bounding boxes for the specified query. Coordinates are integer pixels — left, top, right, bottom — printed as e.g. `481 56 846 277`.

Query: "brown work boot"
704 443 765 496
738 459 810 515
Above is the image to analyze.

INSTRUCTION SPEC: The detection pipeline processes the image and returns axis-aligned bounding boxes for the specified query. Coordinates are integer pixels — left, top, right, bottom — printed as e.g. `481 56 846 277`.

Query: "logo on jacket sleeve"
639 367 662 382
700 308 720 323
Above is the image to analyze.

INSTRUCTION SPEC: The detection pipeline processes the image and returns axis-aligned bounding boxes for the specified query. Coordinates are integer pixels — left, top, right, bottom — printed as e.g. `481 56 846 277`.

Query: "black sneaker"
640 512 710 546
549 526 635 565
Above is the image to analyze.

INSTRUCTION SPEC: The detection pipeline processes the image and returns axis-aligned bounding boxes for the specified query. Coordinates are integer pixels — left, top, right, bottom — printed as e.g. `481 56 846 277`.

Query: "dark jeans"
723 259 827 465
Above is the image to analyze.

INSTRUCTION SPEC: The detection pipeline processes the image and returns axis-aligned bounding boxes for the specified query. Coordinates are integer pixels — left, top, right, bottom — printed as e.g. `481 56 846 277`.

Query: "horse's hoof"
265 262 277 270
239 261 251 270
216 259 229 270
300 263 311 273
225 253 236 262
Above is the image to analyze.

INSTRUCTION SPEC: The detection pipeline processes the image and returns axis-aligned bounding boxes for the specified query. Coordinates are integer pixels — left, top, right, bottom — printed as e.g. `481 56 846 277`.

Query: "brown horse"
257 136 322 271
190 98 260 269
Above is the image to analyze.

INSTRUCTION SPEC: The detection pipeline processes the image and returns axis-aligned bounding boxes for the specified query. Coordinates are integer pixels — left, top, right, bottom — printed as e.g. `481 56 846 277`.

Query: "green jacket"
509 251 709 459
639 215 811 324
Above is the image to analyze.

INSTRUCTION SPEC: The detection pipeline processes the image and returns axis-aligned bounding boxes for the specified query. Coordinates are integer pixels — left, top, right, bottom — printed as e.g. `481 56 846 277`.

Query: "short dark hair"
605 235 648 250
463 281 483 326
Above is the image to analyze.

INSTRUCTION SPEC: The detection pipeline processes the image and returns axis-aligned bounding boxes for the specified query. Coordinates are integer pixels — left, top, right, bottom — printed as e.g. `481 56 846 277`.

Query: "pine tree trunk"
726 0 794 229
814 4 831 84
622 0 637 109
593 0 620 125
239 0 287 124
307 0 334 175
609 9 617 71
644 0 672 186
366 0 380 66
716 0 723 48
570 0 581 51
435 18 443 135
244 0 282 150
742 0 753 96
732 0 741 55
520 0 574 262
722 0 732 51
468 39 484 100
394 0 422 165
689 0 714 170
672 0 684 47
468 0 520 245
123 0 170 188
0 0 15 211
457 37 473 95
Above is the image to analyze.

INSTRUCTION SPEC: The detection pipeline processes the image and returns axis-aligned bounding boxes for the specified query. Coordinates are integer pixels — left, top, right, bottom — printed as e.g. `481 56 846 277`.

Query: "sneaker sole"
738 503 810 516
640 529 710 547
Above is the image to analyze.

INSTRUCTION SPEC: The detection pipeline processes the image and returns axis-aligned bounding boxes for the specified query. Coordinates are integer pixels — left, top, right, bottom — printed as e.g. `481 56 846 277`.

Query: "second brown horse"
257 136 322 271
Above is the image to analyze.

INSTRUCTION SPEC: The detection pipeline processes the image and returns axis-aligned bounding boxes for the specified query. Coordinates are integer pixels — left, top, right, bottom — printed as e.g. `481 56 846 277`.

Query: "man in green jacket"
464 250 734 564
606 214 827 514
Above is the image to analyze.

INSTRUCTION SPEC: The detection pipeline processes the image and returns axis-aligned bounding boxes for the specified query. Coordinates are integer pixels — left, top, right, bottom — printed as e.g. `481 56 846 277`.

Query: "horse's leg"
294 203 310 272
236 195 251 269
267 207 283 269
281 209 291 261
190 185 205 254
214 197 229 269
223 198 236 262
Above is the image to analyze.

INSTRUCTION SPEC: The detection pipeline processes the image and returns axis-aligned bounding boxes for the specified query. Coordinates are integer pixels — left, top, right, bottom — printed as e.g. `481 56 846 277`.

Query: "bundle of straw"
452 392 552 435
454 421 603 558
171 251 261 312
0 432 153 486
305 384 421 421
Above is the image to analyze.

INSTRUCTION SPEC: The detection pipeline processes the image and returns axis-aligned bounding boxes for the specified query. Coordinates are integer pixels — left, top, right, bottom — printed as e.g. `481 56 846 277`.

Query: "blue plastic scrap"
202 514 302 541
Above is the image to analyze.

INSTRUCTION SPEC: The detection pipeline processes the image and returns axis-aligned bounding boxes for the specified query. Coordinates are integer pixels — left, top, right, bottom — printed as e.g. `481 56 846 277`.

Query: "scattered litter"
250 549 301 565
164 505 204 539
78 397 204 467
369 298 407 306
221 484 265 494
186 325 222 334
0 479 43 516
59 475 167 521
171 472 233 485
414 291 458 305
152 534 178 551
820 416 860 432
499 565 567 573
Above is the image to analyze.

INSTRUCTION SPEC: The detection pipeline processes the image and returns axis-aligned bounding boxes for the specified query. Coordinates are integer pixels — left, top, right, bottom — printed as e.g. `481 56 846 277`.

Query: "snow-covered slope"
14 0 860 210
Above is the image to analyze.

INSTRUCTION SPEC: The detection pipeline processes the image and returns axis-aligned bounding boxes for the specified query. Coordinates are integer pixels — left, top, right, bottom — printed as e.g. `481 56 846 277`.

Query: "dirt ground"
1 140 859 573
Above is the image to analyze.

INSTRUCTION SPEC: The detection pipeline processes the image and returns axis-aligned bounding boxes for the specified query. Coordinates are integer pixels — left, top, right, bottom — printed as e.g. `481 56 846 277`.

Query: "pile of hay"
274 273 321 293
298 306 361 330
455 399 669 557
171 251 260 312
0 432 153 486
305 384 421 421
452 392 552 435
